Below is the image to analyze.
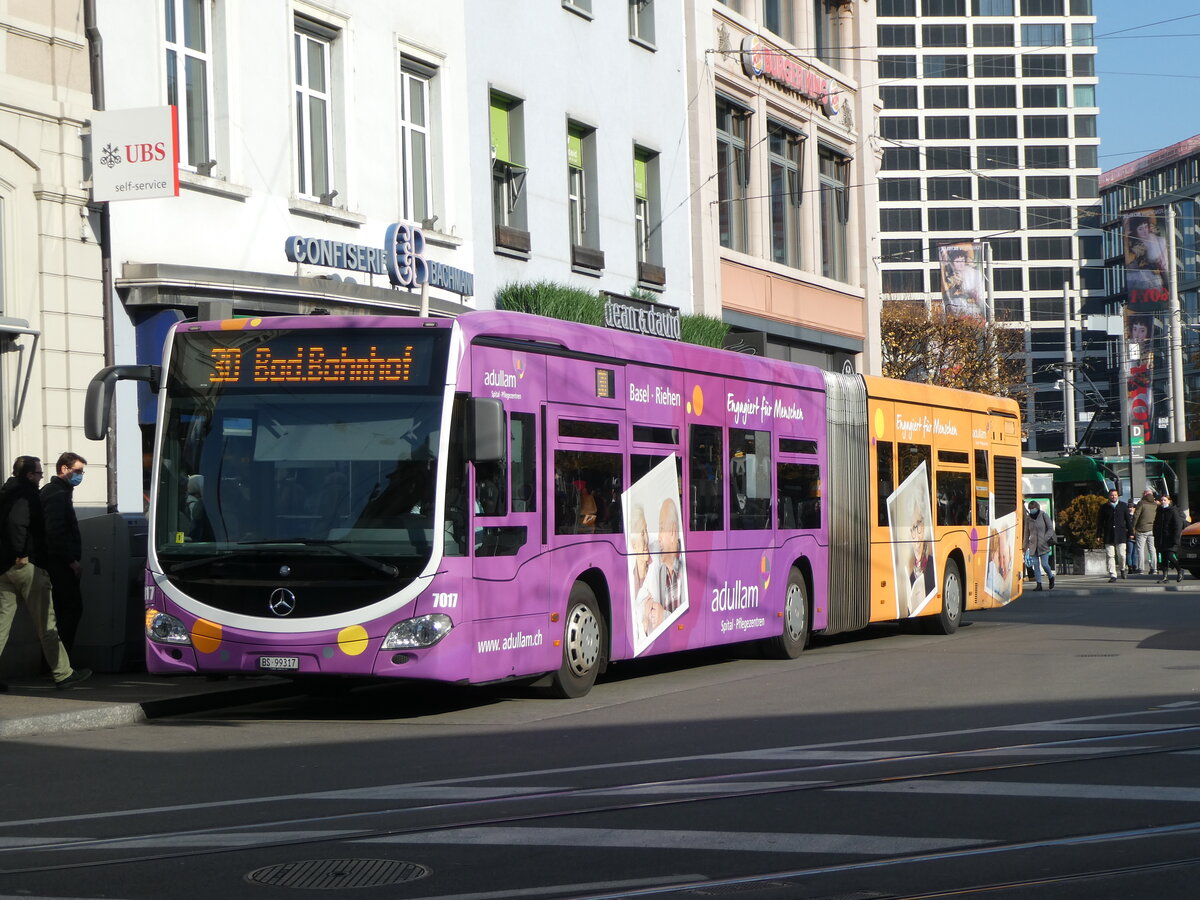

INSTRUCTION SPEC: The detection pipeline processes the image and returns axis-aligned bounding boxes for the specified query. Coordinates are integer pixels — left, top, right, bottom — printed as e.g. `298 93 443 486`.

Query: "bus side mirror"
84 365 161 441
468 397 505 463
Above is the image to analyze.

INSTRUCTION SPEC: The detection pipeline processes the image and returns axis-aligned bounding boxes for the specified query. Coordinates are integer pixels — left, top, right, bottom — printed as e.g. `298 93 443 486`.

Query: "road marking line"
362 825 987 855
839 780 1200 802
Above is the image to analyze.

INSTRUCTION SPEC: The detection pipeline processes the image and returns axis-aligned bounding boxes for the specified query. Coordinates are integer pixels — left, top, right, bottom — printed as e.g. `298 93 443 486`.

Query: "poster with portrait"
1123 207 1170 307
938 241 989 319
1125 311 1161 444
886 462 937 618
622 456 689 656
984 508 1019 605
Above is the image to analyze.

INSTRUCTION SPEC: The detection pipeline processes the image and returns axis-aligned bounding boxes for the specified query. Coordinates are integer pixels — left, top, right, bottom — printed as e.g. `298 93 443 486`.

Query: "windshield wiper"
234 538 400 578
161 552 236 574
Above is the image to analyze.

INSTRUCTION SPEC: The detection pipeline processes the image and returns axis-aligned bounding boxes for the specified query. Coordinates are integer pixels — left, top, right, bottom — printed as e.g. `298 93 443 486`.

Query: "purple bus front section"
142 311 831 689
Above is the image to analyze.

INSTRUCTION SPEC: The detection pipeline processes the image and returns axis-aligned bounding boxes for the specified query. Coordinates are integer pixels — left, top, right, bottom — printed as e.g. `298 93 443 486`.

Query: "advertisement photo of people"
623 456 689 655
985 510 1019 605
1123 207 1169 296
887 463 938 618
938 241 989 319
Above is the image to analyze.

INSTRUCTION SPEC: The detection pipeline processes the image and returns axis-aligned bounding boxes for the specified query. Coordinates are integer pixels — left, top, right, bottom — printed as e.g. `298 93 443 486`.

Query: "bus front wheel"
924 560 963 635
762 569 809 660
543 582 605 699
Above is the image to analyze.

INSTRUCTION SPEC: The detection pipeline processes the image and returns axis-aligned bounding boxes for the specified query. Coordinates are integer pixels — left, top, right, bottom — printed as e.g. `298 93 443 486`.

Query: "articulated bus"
85 311 1023 697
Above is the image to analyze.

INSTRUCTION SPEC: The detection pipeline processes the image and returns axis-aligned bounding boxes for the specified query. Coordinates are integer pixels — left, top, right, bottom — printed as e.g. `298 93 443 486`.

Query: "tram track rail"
3 720 1200 883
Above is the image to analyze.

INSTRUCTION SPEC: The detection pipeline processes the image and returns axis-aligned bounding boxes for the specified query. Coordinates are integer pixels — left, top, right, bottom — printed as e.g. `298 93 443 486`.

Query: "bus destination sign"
178 332 440 388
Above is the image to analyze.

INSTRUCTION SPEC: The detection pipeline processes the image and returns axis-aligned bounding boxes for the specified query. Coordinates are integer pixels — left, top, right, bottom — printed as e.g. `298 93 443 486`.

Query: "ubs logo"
269 588 297 617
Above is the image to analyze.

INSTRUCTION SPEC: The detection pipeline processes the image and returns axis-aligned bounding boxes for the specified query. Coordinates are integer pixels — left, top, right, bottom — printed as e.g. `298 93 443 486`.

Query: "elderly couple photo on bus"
625 458 688 654
888 463 938 618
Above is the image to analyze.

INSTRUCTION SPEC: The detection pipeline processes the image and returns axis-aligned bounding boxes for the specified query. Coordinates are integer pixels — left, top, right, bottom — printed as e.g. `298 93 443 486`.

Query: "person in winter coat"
1024 501 1055 590
40 452 87 653
0 455 90 692
1096 488 1134 583
1153 494 1187 584
1132 489 1159 576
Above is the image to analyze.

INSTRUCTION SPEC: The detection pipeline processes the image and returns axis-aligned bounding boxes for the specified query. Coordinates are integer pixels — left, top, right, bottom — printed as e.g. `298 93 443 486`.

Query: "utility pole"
1063 283 1076 449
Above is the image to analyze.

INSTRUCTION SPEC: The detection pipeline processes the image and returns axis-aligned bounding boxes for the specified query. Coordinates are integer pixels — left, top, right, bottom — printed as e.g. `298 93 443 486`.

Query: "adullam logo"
761 553 771 592
514 356 525 379
687 385 705 416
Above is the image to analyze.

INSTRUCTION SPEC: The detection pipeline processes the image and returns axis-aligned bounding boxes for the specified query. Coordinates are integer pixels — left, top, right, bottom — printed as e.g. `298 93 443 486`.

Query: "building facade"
1100 135 1200 448
874 0 1103 451
686 0 881 374
0 1 102 490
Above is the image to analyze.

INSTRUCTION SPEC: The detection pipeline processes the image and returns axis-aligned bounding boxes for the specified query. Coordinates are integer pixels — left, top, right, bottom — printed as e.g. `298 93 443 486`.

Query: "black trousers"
44 560 83 654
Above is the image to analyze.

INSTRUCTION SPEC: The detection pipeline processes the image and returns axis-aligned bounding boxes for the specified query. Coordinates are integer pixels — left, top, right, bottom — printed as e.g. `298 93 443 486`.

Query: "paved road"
2 578 1200 898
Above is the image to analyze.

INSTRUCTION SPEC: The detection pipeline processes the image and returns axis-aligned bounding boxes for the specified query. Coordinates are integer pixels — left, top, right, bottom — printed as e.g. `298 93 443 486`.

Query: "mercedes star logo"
268 588 297 617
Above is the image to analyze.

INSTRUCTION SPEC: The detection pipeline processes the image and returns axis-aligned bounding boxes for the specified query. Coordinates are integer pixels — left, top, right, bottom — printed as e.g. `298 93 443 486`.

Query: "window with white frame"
768 122 804 268
567 123 601 267
568 126 586 248
294 18 337 201
634 147 664 283
164 0 213 170
629 0 655 45
819 145 850 282
716 96 750 253
399 57 434 224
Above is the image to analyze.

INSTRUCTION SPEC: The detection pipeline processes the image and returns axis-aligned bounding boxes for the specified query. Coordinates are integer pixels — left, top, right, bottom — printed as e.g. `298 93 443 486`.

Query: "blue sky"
1096 1 1200 172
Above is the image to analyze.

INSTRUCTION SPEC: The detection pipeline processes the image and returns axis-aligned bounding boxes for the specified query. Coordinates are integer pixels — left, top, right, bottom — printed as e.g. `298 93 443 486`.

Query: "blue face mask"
67 471 83 487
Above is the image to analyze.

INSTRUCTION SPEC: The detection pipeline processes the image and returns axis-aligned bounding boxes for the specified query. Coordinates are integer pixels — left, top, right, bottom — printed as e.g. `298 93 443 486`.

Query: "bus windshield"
154 328 451 588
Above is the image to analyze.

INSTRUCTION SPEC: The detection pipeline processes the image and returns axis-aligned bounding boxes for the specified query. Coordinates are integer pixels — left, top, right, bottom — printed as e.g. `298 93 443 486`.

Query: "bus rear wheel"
543 582 605 699
762 569 809 660
923 560 963 635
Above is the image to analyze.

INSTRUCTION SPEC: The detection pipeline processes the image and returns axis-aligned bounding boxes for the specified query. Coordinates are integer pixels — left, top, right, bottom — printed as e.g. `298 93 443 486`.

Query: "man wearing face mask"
41 452 87 653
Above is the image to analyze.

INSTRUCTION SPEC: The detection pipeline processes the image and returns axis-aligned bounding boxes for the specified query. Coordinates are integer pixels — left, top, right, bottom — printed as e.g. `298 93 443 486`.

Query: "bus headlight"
146 611 192 645
382 614 453 649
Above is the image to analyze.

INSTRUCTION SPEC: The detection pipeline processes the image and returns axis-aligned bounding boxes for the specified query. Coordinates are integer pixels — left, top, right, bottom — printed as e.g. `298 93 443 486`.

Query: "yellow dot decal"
692 385 704 416
192 619 223 654
338 625 370 656
874 408 885 439
250 318 262 326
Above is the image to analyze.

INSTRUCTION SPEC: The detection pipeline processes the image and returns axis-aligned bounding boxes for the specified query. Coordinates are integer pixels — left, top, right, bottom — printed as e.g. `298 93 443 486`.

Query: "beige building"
0 1 103 485
685 0 881 373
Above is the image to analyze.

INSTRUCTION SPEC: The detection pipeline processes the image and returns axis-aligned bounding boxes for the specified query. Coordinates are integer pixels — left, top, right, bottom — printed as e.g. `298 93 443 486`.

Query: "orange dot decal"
219 318 248 331
338 625 370 656
692 385 704 416
192 619 223 654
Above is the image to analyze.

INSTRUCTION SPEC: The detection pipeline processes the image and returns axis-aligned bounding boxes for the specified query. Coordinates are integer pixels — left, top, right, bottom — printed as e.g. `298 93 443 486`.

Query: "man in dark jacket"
1096 488 1134 583
1153 494 1187 584
41 452 87 652
0 456 90 691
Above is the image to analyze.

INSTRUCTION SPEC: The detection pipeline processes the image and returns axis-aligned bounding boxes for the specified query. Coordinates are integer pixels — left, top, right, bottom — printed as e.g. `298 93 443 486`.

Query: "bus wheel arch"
541 571 609 699
762 563 810 660
924 551 964 635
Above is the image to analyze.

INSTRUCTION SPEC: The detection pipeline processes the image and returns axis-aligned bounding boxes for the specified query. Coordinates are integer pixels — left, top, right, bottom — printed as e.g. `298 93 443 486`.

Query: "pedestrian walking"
1024 501 1055 590
1096 488 1133 583
1153 494 1186 584
1132 489 1159 576
40 452 87 653
0 455 91 692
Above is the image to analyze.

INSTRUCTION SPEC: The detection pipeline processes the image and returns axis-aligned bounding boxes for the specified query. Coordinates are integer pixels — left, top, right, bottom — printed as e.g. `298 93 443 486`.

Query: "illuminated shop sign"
740 36 841 118
284 223 475 297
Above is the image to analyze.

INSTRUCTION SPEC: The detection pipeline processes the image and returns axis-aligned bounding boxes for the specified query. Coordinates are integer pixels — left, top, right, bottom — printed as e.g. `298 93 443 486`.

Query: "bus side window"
975 448 990 525
730 429 771 530
554 451 623 535
937 471 972 527
632 454 683 505
688 424 723 531
475 415 509 517
898 442 932 490
778 462 820 530
511 412 536 513
443 396 468 555
877 441 894 527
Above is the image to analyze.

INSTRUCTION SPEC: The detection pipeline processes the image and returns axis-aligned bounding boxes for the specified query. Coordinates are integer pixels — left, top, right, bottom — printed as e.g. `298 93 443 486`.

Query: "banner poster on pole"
1123 207 1170 447
937 240 989 319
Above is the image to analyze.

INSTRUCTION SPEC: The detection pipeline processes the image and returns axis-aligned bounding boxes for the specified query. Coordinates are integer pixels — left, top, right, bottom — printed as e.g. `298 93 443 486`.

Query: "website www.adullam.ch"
477 629 545 653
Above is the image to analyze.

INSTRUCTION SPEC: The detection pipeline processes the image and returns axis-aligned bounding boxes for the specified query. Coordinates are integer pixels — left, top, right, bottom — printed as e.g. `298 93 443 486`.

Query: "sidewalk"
0 672 300 740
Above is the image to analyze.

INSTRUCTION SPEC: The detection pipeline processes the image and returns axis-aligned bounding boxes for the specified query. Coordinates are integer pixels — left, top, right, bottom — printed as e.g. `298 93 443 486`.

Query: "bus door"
544 402 626 560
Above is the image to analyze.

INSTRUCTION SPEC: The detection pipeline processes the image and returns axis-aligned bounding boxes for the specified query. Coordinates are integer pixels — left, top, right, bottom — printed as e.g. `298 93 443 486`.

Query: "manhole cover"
246 858 429 889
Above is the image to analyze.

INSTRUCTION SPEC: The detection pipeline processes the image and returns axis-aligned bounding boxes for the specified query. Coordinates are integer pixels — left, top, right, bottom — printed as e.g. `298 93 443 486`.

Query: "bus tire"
763 568 809 660
924 559 963 635
543 581 605 699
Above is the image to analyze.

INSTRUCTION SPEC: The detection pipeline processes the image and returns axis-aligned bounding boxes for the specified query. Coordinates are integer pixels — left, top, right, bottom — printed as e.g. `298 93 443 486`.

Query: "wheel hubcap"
946 574 962 621
785 583 806 640
565 604 600 677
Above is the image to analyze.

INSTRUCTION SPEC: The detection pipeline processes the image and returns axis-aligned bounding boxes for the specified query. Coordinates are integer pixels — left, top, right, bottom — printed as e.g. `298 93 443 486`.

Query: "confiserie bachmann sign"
602 292 681 341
